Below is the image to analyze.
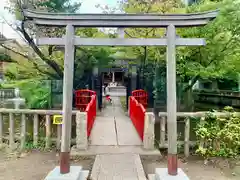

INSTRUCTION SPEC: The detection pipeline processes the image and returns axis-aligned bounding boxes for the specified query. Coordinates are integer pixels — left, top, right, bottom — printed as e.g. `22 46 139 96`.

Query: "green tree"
120 0 240 110
1 0 115 108
3 0 114 81
179 0 240 90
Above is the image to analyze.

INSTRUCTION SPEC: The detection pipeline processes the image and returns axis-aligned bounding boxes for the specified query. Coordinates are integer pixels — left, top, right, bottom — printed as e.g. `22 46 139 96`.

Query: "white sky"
0 0 118 40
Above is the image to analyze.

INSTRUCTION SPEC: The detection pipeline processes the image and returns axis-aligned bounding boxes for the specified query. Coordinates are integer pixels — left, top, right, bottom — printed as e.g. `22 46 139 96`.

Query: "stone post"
166 24 178 176
76 112 88 150
14 88 20 109
112 72 115 83
118 28 125 38
60 24 75 174
143 112 155 150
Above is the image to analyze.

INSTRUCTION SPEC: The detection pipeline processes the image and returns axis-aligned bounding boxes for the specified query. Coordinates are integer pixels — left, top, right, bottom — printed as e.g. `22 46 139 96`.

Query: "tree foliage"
1 0 116 108
180 0 240 84
2 0 239 109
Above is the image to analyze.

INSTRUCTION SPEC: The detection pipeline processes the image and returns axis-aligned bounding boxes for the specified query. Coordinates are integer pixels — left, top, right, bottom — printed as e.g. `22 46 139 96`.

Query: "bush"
195 106 240 158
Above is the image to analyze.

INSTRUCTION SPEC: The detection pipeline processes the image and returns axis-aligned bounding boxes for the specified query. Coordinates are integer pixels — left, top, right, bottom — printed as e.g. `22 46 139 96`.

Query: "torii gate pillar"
60 24 75 174
166 24 178 175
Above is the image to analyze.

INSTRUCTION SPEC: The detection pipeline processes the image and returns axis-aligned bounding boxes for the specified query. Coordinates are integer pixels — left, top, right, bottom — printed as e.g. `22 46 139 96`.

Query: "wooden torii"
22 9 217 176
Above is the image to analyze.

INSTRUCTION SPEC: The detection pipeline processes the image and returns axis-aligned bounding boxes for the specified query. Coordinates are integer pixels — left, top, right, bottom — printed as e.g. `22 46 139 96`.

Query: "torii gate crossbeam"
22 9 218 177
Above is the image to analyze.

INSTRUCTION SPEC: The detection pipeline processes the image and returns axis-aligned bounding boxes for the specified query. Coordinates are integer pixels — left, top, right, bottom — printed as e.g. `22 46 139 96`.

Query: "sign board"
53 115 63 125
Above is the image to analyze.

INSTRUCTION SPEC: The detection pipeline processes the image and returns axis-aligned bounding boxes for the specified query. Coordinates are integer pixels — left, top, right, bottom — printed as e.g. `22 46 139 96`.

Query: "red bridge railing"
132 89 148 109
85 94 97 137
75 89 97 137
129 96 146 141
75 89 96 111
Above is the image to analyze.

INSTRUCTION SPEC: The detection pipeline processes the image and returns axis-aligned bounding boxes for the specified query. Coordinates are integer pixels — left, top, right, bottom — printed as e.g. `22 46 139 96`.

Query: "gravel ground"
141 155 240 180
0 151 239 180
0 151 94 180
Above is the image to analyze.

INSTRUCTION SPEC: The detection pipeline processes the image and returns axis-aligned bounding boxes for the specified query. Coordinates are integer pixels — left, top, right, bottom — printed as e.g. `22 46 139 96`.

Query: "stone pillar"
14 88 20 109
112 72 115 83
60 24 75 174
166 24 178 176
118 28 125 38
76 112 88 150
14 88 20 98
143 112 155 150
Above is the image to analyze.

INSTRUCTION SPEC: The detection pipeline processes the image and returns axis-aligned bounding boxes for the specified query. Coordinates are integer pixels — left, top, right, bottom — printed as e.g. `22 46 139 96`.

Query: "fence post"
20 114 26 151
76 112 88 150
9 113 15 150
45 115 51 149
184 117 190 157
160 116 166 148
33 114 39 146
143 112 155 150
57 125 61 150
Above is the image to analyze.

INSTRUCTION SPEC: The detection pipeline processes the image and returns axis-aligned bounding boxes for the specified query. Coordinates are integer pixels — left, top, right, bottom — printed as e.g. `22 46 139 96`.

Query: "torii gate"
22 9 217 176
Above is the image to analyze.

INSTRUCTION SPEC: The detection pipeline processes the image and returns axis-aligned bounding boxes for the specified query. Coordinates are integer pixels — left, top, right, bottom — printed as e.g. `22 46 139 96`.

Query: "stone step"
90 153 147 180
71 145 161 157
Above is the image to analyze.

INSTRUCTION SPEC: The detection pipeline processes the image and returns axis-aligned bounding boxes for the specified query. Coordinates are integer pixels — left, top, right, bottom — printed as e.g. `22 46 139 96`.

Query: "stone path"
89 97 142 146
91 154 146 180
88 97 147 180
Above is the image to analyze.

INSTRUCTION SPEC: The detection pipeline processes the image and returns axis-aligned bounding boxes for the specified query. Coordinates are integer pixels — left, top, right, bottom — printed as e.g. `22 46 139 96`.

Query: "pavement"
71 97 160 180
90 154 146 180
89 96 142 146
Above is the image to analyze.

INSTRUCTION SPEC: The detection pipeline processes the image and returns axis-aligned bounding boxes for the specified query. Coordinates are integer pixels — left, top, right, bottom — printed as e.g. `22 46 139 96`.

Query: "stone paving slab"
115 115 142 146
89 117 117 146
89 97 143 146
90 154 146 180
112 97 142 145
71 145 161 157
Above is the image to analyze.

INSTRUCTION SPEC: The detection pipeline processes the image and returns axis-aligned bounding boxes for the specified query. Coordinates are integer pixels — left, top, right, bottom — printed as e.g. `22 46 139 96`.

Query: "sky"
0 0 118 40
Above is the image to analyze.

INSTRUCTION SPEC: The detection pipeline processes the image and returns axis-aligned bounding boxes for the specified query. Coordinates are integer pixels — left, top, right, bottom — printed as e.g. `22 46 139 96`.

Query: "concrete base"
44 166 88 180
148 168 189 180
79 170 89 179
148 174 156 180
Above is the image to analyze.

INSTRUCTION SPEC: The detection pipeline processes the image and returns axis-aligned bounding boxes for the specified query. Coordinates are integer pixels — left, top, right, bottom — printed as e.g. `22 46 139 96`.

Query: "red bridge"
74 89 149 142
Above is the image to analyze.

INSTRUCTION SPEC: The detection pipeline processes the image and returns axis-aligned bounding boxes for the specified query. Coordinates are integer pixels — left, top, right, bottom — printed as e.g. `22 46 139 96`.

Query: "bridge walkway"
89 96 142 146
71 97 160 180
89 97 146 180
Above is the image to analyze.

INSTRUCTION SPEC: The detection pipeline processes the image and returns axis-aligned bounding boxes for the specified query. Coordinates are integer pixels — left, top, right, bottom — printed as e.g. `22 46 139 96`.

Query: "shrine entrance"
22 7 217 177
92 65 137 110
